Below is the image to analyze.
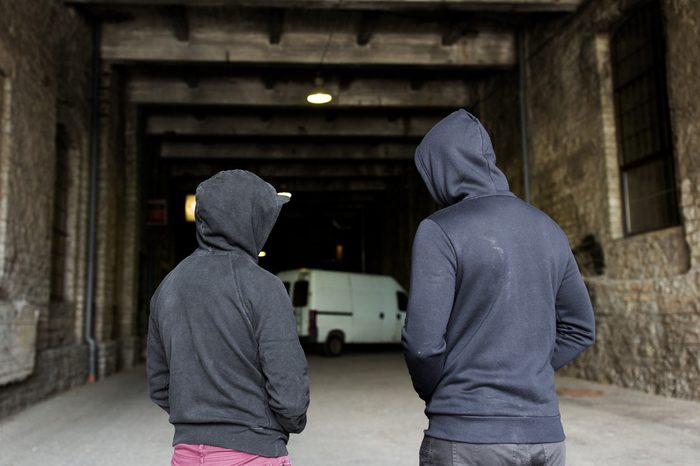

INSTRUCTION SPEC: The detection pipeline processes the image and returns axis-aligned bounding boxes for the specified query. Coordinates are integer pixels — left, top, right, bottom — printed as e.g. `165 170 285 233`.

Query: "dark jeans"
419 435 566 466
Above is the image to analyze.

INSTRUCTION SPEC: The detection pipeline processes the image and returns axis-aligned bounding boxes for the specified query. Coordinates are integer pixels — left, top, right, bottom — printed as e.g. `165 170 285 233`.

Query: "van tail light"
309 310 318 340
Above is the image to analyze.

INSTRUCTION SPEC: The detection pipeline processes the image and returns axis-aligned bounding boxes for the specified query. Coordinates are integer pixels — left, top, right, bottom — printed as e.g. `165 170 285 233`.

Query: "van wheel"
324 334 344 357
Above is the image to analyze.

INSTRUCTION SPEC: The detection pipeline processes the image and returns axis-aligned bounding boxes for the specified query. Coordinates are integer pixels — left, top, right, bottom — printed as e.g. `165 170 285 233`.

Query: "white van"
277 268 408 356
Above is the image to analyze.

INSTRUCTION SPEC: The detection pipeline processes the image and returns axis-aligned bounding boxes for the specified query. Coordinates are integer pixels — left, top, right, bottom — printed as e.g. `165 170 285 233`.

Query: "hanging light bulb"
185 194 196 222
307 75 332 105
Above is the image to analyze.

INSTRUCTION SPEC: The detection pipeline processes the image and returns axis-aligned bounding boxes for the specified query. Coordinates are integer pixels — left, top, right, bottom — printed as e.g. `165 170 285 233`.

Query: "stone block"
0 300 39 385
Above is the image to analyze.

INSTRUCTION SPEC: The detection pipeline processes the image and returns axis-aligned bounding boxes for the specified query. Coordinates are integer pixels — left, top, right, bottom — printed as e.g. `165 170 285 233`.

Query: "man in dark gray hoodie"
403 110 595 466
148 170 309 465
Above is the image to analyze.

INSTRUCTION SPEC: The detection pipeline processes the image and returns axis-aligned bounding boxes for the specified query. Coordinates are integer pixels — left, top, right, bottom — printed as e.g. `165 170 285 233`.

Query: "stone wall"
0 0 92 416
94 65 122 378
0 1 144 417
118 105 142 368
525 0 700 399
475 69 525 199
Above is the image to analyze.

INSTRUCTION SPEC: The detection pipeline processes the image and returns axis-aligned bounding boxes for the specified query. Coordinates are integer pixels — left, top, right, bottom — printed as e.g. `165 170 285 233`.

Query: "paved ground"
1 348 699 466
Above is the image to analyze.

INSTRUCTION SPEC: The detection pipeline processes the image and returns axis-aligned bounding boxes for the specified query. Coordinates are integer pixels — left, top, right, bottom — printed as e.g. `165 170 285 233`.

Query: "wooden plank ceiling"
68 0 582 195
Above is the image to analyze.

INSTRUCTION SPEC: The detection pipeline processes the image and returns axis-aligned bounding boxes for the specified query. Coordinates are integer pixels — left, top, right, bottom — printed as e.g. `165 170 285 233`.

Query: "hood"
415 109 510 207
195 170 289 258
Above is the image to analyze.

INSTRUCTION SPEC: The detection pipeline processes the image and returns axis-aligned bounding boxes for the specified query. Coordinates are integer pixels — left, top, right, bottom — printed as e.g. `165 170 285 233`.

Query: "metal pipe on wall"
84 20 101 383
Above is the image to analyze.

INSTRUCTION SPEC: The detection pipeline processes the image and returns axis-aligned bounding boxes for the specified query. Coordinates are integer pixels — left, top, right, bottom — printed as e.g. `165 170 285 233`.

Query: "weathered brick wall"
0 0 92 416
118 105 142 368
94 65 121 378
525 0 700 399
0 2 141 416
476 70 525 199
665 0 700 269
93 66 142 377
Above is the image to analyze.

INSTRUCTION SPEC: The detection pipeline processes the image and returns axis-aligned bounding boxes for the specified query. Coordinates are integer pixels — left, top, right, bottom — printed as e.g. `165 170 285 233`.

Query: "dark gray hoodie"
402 109 595 444
147 170 309 457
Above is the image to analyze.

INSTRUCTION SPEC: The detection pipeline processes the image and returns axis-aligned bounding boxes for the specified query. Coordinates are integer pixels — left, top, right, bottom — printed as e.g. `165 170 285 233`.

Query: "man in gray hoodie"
403 110 595 466
148 170 309 465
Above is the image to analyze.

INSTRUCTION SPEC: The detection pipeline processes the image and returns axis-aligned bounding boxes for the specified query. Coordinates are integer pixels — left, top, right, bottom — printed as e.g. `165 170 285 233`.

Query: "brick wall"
0 0 92 416
118 105 142 368
476 70 525 199
94 65 121 377
524 0 700 399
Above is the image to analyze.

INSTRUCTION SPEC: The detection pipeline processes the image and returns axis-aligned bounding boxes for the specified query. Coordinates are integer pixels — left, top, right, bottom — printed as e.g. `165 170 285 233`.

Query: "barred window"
611 0 679 235
50 126 70 301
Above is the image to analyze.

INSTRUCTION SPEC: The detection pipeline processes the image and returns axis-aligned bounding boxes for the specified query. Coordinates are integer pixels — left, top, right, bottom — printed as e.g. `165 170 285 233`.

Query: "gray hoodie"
147 170 309 457
403 110 595 444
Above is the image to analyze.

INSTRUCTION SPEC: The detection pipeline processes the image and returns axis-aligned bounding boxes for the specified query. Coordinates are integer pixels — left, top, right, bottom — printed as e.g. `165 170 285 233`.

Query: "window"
50 126 70 301
611 0 679 235
292 280 309 307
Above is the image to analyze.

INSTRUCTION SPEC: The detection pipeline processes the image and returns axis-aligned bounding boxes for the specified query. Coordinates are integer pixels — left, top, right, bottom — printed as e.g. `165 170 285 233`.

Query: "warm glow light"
278 191 292 198
185 194 196 222
258 251 267 258
307 91 332 104
335 244 344 262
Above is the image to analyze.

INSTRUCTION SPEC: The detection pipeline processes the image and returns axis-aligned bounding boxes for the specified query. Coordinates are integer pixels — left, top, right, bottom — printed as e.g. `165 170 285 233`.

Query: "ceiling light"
185 194 196 222
336 244 344 262
307 76 332 105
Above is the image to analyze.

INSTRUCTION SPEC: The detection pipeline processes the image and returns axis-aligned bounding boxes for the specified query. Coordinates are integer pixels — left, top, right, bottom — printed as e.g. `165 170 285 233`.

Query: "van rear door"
349 274 385 343
375 279 406 343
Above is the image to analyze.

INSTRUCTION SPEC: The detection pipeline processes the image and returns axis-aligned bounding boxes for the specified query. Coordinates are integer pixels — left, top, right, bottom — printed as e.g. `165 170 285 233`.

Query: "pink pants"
172 444 291 466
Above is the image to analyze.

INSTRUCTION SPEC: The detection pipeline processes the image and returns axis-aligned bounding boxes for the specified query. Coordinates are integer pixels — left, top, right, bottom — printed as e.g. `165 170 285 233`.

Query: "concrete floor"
1 349 699 466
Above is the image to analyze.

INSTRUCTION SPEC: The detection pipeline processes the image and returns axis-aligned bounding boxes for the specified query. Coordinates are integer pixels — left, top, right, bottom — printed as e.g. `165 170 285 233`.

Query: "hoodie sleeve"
147 296 170 413
253 278 310 434
551 252 596 370
402 218 457 402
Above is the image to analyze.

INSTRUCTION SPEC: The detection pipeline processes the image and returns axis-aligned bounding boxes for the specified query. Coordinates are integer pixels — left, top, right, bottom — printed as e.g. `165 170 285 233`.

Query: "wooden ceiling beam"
442 19 477 46
159 141 417 160
356 12 377 46
146 112 439 137
67 1 584 14
101 12 515 67
273 178 390 192
130 75 474 107
168 5 189 41
267 8 284 44
169 161 407 178
168 176 391 193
